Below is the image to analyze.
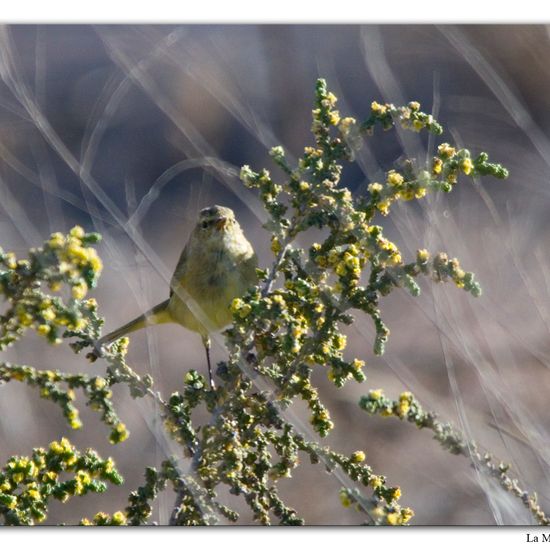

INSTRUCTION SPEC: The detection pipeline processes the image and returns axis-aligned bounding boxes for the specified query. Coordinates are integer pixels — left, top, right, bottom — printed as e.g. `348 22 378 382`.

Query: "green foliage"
360 390 550 525
0 226 102 349
0 438 123 525
0 79 541 526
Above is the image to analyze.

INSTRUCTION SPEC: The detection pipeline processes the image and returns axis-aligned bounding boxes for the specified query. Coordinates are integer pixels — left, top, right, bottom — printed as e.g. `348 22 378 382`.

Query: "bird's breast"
168 236 257 334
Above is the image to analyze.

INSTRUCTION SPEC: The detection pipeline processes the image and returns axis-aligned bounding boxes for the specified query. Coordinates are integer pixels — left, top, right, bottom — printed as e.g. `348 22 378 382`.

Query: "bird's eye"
201 220 209 229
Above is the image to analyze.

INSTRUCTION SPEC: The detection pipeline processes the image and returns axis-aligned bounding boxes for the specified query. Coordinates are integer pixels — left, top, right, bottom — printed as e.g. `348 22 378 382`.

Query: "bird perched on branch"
93 205 258 389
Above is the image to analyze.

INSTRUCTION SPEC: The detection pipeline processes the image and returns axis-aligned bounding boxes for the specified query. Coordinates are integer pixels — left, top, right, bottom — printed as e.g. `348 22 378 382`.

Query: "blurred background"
0 24 549 525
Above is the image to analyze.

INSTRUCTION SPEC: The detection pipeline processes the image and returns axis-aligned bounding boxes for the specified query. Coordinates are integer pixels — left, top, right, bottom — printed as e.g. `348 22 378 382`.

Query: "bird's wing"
170 244 189 297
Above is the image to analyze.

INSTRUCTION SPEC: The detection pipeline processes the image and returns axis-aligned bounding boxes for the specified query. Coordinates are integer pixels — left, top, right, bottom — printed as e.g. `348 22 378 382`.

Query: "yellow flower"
66 242 89 263
72 281 88 300
377 200 391 216
344 253 360 271
112 422 129 443
399 188 415 201
238 304 252 318
4 252 17 270
369 389 384 400
380 239 397 253
371 101 387 115
13 473 24 484
328 111 341 126
0 481 11 492
352 358 365 371
27 488 41 501
85 298 98 310
87 248 103 273
49 441 63 454
299 181 310 191
351 451 366 463
71 318 88 331
18 312 33 327
69 226 85 239
42 471 57 482
112 511 126 525
93 512 109 524
230 298 244 314
437 143 456 158
118 337 129 355
326 250 340 266
432 157 443 175
401 507 414 523
408 101 420 111
70 416 83 430
76 471 91 486
334 334 347 350
339 490 352 508
37 324 51 336
6 496 17 509
338 116 356 134
335 262 347 277
41 308 56 321
414 187 427 199
397 401 410 417
104 458 115 474
370 476 383 489
48 232 65 249
272 294 286 307
315 409 330 422
386 171 404 187
461 158 474 175
368 182 383 194
388 252 402 266
271 237 281 254
386 512 400 525
320 92 337 108
417 249 430 263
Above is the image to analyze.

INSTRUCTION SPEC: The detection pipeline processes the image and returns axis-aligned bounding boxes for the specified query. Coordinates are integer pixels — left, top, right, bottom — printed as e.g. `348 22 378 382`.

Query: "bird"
93 205 258 389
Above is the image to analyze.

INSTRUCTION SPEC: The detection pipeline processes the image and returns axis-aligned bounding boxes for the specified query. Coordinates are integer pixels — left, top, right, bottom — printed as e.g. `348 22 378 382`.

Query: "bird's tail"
97 299 172 348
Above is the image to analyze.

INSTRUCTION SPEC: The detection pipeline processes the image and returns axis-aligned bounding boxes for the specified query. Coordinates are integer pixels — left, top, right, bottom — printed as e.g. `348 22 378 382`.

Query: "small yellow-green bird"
95 205 258 389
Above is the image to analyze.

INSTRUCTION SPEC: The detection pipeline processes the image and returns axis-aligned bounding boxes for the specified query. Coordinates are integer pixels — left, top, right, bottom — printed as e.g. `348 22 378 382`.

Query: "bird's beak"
215 217 227 231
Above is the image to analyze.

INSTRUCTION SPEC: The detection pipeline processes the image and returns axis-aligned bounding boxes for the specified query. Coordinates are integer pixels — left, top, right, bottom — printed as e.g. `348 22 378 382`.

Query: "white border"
0 4 545 545
0 526 541 550
0 0 550 23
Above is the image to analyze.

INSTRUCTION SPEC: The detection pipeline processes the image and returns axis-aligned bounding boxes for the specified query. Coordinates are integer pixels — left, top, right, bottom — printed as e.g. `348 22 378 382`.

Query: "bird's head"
197 205 237 234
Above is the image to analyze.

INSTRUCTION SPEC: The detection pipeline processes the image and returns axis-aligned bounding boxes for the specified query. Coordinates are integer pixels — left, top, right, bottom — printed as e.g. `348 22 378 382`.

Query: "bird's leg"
202 335 216 390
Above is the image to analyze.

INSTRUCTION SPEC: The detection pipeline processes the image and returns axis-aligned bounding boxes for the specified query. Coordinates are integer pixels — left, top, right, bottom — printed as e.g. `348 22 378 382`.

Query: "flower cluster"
0 227 102 348
0 438 123 525
365 146 507 219
0 363 128 443
359 389 550 525
235 78 505 392
364 99 444 135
